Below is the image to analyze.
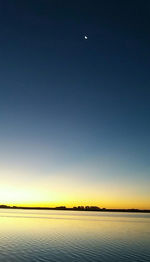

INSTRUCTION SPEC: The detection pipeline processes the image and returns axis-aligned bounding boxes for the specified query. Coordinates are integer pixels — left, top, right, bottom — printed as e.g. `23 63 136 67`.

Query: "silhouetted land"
0 205 150 213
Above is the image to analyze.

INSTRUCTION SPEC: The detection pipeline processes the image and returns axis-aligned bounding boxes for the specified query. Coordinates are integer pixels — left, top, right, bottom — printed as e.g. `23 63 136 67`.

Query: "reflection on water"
0 209 150 262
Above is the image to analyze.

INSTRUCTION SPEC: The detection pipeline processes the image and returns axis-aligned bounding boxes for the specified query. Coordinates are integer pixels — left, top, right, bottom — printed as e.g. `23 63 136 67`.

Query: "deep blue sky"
0 0 150 208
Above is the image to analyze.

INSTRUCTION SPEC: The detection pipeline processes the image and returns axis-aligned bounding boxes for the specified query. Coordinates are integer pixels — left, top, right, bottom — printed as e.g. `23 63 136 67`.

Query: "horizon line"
0 204 150 213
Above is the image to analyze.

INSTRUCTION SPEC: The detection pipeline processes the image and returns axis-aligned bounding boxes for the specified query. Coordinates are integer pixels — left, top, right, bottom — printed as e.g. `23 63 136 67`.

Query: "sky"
0 0 150 209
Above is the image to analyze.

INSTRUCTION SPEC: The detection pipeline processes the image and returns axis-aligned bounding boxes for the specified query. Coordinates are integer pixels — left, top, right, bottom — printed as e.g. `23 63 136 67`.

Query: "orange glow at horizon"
0 168 149 210
0 184 149 210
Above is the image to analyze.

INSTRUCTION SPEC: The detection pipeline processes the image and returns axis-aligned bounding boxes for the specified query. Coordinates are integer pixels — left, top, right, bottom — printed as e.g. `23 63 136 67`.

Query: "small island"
0 204 150 213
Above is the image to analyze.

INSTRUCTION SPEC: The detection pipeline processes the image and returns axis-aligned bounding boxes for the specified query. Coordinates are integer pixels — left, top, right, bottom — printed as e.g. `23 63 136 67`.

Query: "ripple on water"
0 210 150 262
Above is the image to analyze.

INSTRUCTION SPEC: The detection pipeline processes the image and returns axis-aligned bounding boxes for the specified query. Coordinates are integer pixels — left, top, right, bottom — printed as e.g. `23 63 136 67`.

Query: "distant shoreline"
0 205 150 213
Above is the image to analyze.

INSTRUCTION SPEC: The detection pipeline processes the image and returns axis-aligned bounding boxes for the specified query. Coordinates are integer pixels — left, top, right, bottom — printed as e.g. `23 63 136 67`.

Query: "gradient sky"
0 0 150 209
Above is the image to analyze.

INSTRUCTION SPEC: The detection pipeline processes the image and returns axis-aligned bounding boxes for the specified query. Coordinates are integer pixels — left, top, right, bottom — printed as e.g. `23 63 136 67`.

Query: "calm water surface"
0 209 150 262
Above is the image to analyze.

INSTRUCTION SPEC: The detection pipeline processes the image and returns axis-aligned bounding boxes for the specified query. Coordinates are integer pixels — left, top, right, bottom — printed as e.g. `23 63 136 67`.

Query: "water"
0 209 150 262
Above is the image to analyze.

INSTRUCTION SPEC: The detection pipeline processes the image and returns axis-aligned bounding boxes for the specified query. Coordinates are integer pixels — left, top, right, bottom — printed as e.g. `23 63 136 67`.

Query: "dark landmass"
0 205 150 213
